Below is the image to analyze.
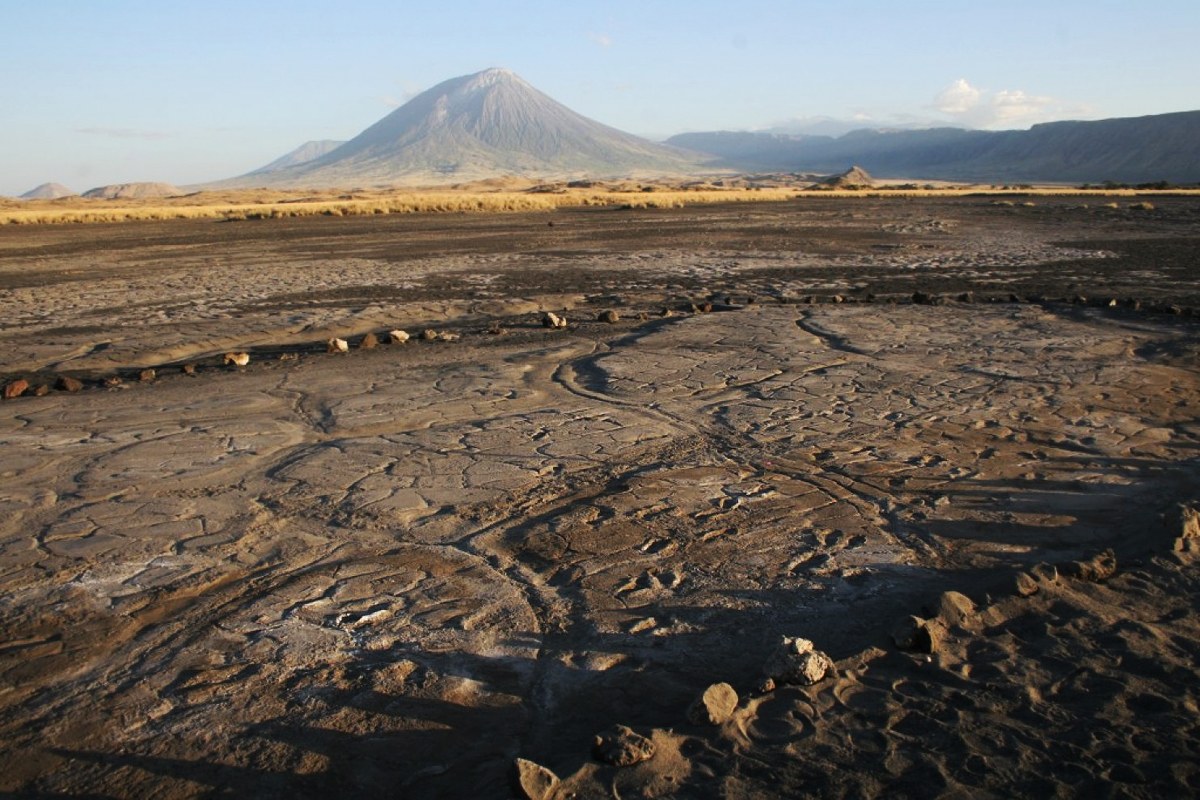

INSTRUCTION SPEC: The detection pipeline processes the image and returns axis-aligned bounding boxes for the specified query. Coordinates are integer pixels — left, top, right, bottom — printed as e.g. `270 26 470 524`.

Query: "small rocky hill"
19 182 76 200
81 182 183 199
819 165 874 188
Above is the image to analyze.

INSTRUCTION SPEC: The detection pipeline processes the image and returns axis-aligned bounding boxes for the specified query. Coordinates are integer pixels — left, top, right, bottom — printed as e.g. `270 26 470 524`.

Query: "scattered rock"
598 309 620 324
659 307 674 318
223 352 250 367
763 636 834 685
139 369 156 382
542 312 567 329
389 329 410 344
327 338 349 353
925 591 976 627
511 758 560 800
687 682 738 725
690 302 713 313
102 376 122 387
1067 549 1117 582
58 376 84 392
181 364 196 375
592 724 655 767
1014 572 1039 597
891 616 940 654
437 332 461 342
359 332 378 349
912 291 945 306
421 329 438 341
1171 503 1200 554
3 379 30 399
32 384 51 397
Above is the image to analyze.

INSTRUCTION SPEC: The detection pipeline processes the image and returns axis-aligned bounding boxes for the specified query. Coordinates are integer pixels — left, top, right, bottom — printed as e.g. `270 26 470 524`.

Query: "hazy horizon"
3 0 1198 196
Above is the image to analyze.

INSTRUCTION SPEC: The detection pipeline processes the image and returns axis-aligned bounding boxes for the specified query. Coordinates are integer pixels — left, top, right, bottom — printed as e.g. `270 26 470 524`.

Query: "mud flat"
2 197 1199 797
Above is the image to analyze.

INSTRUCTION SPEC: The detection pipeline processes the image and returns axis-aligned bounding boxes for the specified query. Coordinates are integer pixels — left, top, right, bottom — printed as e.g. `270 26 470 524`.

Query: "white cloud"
931 78 1093 129
589 32 613 47
933 79 983 115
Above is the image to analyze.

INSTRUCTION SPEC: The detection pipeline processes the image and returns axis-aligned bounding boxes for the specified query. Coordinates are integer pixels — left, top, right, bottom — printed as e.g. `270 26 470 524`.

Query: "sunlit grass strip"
0 189 799 224
3 187 1198 225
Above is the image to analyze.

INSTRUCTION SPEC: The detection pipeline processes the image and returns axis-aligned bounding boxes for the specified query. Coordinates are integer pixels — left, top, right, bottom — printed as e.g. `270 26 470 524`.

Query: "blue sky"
3 0 1198 195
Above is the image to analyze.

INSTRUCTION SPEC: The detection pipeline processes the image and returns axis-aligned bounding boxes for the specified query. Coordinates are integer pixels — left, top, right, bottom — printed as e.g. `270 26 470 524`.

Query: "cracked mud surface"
2 198 1199 798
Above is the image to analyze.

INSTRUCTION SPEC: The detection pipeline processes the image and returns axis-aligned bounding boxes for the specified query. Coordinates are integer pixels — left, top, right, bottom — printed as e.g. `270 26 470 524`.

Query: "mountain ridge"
667 111 1200 183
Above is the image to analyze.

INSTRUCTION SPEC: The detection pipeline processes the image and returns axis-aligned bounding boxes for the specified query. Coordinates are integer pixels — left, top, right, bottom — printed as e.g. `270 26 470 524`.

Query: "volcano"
224 68 701 188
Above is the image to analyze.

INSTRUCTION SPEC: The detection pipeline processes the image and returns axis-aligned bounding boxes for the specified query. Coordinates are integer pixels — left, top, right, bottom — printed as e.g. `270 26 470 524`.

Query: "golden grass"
3 186 1197 226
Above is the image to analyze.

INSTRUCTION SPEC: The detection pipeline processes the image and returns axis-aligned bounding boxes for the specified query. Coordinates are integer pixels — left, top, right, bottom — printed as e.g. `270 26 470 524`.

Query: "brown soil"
1 197 1198 798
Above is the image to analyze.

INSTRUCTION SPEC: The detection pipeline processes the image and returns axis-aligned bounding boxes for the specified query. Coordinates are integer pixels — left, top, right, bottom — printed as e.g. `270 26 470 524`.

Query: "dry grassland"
4 185 1198 225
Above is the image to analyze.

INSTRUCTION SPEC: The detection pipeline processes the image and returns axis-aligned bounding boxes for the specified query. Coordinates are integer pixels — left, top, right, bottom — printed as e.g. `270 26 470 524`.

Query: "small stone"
891 616 940 654
763 636 834 685
389 329 410 344
327 338 349 353
487 322 504 335
181 364 196 375
542 312 567 329
32 384 51 396
139 369 156 382
511 758 560 800
103 375 122 387
359 332 378 349
659 307 674 318
958 291 975 303
223 352 250 367
598 309 620 324
1175 538 1200 554
592 724 655 767
437 332 460 342
1171 504 1200 540
688 683 738 726
421 329 438 341
3 379 30 399
58 376 84 391
1014 572 1039 597
925 591 976 627
1067 549 1116 582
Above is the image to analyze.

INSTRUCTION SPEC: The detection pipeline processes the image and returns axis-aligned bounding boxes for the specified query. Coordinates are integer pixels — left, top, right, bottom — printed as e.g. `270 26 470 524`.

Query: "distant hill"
667 111 1200 184
20 182 75 200
819 166 875 188
243 140 346 175
211 68 703 188
82 182 183 199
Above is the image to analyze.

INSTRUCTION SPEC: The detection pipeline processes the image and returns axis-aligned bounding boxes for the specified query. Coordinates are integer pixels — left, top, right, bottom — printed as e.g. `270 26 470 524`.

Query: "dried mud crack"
1 198 1199 798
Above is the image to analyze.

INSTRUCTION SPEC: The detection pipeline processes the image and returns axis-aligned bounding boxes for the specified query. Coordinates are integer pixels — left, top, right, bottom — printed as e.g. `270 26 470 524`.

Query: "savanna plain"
2 195 1199 798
